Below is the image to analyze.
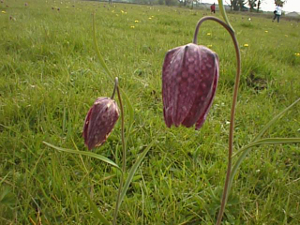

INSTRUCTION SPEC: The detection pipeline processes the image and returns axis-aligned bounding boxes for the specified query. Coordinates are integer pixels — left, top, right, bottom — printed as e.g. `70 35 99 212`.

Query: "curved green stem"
113 77 126 225
218 0 234 32
193 17 241 225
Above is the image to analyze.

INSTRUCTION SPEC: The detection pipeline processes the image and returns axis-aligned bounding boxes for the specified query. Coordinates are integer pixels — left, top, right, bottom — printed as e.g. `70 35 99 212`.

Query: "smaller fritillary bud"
162 43 219 130
83 97 119 150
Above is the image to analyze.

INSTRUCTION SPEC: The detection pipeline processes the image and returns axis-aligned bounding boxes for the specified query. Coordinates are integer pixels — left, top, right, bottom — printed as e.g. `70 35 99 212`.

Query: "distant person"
272 4 282 23
210 3 216 14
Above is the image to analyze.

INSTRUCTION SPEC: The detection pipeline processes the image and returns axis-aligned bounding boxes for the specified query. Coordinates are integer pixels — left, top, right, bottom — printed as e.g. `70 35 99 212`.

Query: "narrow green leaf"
233 138 300 157
230 137 300 190
92 14 134 136
218 0 234 32
253 98 300 141
43 141 120 169
118 139 156 209
230 98 300 191
254 138 300 145
82 190 111 225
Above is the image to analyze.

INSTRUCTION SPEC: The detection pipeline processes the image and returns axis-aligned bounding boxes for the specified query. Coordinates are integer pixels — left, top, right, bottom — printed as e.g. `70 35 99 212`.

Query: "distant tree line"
229 0 259 12
102 0 287 12
229 0 286 12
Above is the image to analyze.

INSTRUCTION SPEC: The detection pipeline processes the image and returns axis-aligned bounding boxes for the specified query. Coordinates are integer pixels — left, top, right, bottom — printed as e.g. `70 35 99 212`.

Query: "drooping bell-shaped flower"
162 43 219 130
83 97 119 150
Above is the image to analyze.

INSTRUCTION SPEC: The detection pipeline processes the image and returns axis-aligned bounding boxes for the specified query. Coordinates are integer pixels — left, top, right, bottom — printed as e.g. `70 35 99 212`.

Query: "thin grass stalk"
193 17 241 225
111 78 118 100
92 13 113 82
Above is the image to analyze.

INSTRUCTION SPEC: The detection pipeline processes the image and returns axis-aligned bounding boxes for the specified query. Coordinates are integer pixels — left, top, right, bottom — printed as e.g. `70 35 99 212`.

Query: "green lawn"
0 0 300 224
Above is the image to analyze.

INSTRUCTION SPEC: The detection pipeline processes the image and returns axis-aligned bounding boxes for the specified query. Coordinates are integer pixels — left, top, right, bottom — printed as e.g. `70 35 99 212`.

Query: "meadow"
0 0 300 224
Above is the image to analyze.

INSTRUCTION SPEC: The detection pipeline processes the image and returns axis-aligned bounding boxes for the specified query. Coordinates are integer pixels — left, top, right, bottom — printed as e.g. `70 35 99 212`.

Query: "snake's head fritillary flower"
83 97 119 150
162 43 219 130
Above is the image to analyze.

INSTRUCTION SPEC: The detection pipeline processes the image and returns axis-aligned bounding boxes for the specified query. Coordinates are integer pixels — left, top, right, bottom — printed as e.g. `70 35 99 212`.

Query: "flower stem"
193 17 241 225
113 77 126 225
218 0 234 32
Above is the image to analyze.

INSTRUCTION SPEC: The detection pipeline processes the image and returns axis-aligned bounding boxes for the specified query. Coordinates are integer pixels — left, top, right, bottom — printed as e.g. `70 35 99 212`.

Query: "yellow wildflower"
207 45 213 48
265 30 268 33
135 20 139 23
1 11 6 14
130 25 135 29
148 17 152 20
207 33 211 36
295 53 300 57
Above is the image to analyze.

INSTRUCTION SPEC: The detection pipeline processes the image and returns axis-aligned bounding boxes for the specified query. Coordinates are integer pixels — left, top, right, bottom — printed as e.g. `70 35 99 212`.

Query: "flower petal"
162 46 182 127
195 59 219 130
83 106 93 145
181 46 218 127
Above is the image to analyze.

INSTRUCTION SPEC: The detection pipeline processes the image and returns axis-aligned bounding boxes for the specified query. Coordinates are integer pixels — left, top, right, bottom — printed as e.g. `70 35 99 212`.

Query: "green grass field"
1 0 300 224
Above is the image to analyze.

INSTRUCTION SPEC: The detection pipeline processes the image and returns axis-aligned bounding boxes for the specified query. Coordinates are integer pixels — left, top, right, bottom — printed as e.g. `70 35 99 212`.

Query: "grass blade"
82 190 111 225
0 172 10 186
43 141 120 169
117 139 156 209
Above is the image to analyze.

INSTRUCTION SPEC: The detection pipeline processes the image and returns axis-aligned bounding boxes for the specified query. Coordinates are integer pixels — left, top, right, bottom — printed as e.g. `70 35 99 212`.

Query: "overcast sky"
200 0 300 13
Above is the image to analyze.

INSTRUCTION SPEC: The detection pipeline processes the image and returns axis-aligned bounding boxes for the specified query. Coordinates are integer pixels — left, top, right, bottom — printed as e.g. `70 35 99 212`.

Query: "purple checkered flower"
162 43 219 130
83 97 119 150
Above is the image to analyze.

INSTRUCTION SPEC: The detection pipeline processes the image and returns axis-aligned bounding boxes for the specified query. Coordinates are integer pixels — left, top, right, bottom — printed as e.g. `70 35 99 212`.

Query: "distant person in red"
211 3 216 14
